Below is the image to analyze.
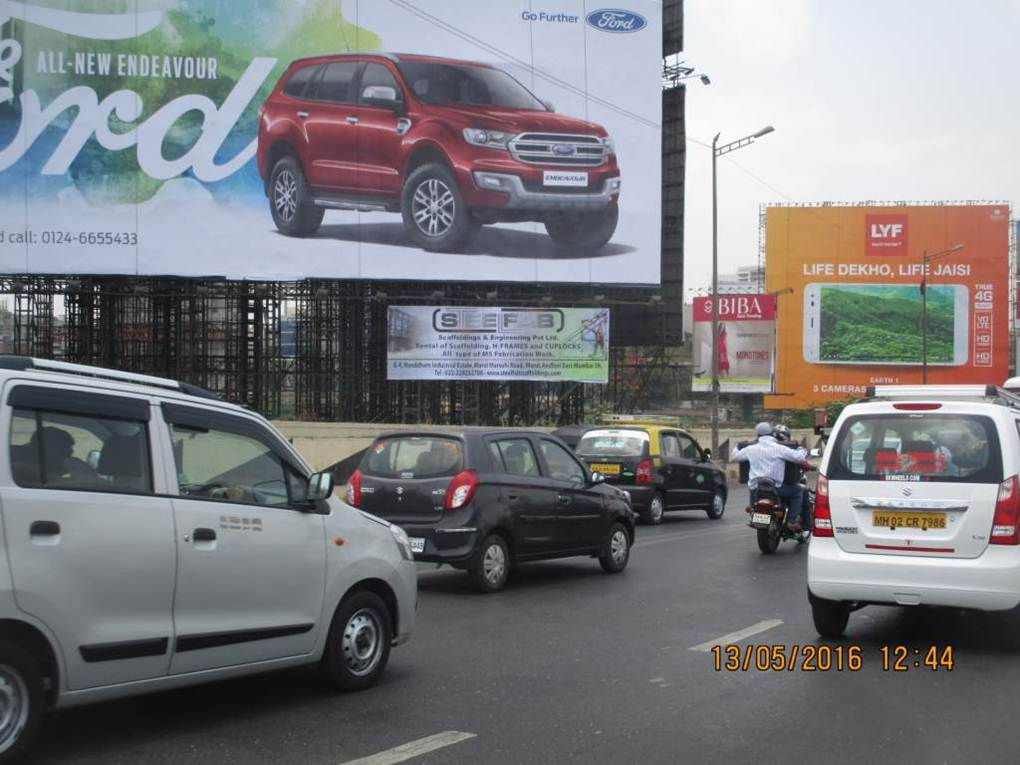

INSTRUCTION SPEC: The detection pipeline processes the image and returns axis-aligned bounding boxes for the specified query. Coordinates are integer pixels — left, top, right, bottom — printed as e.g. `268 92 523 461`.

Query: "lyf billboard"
691 293 775 393
0 1 661 283
387 306 609 382
765 204 1010 409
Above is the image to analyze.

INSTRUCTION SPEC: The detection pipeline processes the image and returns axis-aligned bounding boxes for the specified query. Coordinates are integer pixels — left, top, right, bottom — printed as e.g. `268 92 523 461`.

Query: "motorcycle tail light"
813 474 833 537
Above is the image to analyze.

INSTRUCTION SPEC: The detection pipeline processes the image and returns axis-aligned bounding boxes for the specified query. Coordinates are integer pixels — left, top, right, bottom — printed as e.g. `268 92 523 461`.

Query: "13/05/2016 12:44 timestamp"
711 644 954 672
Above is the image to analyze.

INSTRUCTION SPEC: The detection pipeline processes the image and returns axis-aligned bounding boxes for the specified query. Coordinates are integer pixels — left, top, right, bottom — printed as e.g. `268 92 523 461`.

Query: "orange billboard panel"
764 204 1010 409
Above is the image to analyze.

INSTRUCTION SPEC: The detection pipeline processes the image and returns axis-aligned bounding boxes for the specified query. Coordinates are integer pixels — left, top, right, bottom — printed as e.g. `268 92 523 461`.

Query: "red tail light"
813 474 833 537
445 470 478 511
991 475 1020 545
635 459 654 484
346 469 362 508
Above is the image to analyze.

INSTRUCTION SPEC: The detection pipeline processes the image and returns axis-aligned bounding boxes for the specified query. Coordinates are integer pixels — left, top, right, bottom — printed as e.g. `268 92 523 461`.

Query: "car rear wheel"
810 596 850 638
640 492 665 525
402 163 480 252
269 156 324 237
757 526 780 554
706 490 725 520
599 522 631 573
0 640 44 763
544 204 619 251
321 590 392 691
470 534 510 593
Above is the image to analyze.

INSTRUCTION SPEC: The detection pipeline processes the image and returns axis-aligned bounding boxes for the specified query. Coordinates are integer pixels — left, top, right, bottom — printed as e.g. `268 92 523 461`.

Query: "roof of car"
373 429 560 441
287 52 491 69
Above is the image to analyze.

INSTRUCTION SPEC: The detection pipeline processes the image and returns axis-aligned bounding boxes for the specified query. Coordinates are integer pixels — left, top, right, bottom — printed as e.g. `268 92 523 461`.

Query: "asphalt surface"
28 485 1020 764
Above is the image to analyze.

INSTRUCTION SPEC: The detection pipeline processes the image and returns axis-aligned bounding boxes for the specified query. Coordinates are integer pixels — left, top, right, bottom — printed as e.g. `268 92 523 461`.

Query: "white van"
808 384 1020 637
0 357 417 760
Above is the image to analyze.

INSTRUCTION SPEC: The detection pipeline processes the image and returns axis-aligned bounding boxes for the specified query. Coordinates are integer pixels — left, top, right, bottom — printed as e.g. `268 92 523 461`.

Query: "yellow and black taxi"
575 424 727 524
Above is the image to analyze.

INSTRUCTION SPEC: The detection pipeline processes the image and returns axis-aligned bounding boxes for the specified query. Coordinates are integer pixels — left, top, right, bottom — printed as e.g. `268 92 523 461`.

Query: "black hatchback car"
346 430 636 592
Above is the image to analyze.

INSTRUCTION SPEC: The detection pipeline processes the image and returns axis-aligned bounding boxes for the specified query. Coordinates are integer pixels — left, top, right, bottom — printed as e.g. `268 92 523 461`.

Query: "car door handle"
346 116 359 125
29 520 60 536
296 110 309 118
557 494 572 506
192 528 217 542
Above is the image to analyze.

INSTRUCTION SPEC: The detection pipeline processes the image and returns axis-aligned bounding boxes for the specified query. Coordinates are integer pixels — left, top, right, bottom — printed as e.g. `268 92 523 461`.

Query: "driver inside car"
731 422 809 532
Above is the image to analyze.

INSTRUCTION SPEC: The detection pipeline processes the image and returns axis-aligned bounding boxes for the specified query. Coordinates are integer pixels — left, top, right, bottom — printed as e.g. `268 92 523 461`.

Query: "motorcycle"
746 468 815 554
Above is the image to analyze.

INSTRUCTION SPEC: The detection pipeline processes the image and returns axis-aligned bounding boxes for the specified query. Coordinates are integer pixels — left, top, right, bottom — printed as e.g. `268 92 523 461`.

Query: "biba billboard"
765 204 1010 409
0 1 661 283
691 293 775 393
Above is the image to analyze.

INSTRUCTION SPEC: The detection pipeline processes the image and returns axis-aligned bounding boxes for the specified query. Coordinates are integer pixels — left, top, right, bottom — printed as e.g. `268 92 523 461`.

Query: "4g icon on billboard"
865 214 909 256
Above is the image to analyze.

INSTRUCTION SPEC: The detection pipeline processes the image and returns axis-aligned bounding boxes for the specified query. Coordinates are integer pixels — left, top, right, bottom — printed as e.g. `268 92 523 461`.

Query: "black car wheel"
599 522 631 573
321 590 392 691
269 156 324 237
810 595 850 638
544 204 619 251
401 163 480 252
640 492 665 525
706 489 725 520
0 640 44 763
470 534 510 593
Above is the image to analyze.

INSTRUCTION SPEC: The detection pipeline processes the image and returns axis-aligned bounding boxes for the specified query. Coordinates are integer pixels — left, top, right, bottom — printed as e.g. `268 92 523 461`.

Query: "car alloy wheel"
273 169 298 224
649 494 664 524
0 665 29 755
482 542 506 586
412 178 456 237
610 528 628 565
341 608 384 677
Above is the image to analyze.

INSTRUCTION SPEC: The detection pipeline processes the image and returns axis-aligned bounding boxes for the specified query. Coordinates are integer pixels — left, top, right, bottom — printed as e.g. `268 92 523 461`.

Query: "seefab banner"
765 204 1010 409
691 294 775 393
0 1 661 284
387 306 609 382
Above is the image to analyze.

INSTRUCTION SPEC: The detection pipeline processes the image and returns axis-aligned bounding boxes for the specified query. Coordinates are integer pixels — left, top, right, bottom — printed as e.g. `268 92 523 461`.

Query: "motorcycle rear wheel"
757 526 780 554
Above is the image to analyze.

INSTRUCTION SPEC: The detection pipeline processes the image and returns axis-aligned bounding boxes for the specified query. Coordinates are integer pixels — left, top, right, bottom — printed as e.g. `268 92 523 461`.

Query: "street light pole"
920 243 964 384
709 125 774 459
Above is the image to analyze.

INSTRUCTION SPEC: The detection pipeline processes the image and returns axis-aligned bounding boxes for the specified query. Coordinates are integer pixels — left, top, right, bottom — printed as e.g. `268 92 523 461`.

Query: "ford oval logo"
552 143 575 156
586 8 647 33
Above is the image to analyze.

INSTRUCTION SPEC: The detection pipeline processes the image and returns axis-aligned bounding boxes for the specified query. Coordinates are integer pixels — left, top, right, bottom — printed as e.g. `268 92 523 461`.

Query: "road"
28 486 1020 764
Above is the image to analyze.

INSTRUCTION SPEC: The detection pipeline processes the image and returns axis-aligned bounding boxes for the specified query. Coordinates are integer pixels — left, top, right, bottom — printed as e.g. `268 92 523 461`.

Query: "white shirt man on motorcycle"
731 422 809 531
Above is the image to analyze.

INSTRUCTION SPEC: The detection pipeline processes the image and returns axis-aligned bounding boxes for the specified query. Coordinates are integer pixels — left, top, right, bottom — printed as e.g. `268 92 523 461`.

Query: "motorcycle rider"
731 422 809 531
773 423 810 534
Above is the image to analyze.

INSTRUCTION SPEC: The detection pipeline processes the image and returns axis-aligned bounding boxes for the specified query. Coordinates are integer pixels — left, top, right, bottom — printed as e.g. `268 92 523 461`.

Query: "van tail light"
635 459 654 484
991 475 1020 545
446 470 478 511
813 474 833 537
346 469 362 508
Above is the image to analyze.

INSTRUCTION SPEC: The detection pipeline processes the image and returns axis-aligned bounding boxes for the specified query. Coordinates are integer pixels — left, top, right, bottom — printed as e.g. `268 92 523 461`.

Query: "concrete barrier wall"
271 421 823 472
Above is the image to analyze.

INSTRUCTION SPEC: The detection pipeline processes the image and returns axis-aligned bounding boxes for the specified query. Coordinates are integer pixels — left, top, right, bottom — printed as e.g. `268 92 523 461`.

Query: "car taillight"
346 469 361 508
635 459 653 484
445 470 478 511
813 474 833 537
991 475 1020 545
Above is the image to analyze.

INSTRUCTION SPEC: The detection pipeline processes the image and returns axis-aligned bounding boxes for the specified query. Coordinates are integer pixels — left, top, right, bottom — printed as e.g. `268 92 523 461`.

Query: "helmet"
774 424 791 442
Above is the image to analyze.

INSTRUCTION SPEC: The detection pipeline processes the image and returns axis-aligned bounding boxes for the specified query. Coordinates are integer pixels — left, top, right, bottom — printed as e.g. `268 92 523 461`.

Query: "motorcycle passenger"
773 423 810 534
731 422 809 531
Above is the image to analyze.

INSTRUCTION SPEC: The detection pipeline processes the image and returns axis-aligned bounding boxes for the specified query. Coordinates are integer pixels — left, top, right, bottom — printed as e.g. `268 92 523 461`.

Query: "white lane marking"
339 731 476 765
688 619 784 652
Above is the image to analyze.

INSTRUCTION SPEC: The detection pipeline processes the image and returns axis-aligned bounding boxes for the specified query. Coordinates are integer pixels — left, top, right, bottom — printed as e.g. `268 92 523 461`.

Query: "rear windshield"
829 413 1002 483
362 436 464 479
577 429 649 458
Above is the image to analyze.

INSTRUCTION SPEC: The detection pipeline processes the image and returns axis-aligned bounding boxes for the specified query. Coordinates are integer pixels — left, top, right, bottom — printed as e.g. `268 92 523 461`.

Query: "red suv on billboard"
256 53 621 252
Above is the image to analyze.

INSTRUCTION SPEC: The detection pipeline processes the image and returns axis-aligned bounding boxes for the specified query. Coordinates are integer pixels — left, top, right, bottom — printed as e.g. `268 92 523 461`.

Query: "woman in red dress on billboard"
718 323 730 377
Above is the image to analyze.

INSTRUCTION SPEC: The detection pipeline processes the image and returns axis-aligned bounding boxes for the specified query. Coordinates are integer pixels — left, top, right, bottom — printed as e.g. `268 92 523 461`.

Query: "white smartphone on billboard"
802 283 969 365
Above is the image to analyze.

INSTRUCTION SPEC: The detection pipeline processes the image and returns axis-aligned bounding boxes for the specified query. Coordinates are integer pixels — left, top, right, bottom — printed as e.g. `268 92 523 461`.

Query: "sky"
682 0 1018 296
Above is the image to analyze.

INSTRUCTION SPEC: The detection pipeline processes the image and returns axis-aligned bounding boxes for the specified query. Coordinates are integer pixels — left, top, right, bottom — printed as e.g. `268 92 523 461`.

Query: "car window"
830 413 1002 483
677 434 701 460
283 64 320 98
169 423 291 506
10 406 152 493
541 440 585 484
577 429 649 457
315 61 359 104
359 62 401 104
661 433 680 458
363 436 464 479
494 438 540 477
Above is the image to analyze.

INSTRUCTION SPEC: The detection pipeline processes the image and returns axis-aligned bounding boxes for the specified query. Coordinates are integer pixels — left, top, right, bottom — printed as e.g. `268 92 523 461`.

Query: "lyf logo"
865 213 908 256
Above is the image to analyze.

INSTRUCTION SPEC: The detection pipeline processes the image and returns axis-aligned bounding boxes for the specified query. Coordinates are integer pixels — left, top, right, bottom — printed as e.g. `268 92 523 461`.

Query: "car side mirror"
701 449 712 463
590 470 605 484
307 471 334 502
362 85 402 110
